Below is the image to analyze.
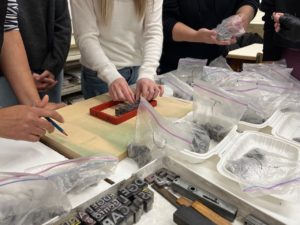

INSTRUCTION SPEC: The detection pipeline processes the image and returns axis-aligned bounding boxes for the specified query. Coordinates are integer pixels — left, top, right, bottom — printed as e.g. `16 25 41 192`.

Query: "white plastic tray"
216 131 300 202
238 110 283 132
176 126 237 164
272 111 300 146
170 111 237 163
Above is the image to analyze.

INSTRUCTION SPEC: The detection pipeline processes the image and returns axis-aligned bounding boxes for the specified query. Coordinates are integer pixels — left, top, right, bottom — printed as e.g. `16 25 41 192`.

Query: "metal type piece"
127 144 152 168
117 195 131 206
115 102 140 116
118 188 133 199
110 211 126 224
192 124 211 153
60 217 82 225
137 189 154 212
204 123 228 142
293 137 300 143
156 168 168 178
171 178 237 222
144 173 157 184
154 176 169 187
129 203 143 223
117 206 134 225
77 211 96 225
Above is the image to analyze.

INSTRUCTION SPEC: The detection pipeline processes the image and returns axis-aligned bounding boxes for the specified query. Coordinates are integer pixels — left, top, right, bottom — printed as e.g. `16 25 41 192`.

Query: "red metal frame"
90 100 157 125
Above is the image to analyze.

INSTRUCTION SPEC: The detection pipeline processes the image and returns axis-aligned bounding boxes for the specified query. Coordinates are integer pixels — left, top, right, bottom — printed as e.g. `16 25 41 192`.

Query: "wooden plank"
227 43 263 61
42 95 192 160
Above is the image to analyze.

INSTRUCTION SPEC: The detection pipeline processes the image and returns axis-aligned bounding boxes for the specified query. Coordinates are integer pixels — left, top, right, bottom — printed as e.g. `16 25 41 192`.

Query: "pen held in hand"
45 117 68 136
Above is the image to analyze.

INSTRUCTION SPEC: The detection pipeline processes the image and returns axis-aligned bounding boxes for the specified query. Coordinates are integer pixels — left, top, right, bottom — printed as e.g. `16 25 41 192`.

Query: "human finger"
35 95 49 108
158 85 164 97
25 134 41 142
30 126 47 137
122 87 135 103
146 86 156 101
36 108 64 123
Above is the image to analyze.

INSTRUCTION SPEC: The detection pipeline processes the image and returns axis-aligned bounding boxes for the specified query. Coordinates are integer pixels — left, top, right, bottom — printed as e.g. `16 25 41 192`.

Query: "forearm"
236 5 256 29
139 0 163 79
172 22 198 42
0 31 40 105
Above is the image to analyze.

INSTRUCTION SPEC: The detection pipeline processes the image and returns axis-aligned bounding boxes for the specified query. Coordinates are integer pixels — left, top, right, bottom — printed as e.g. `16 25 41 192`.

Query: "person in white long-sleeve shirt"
71 0 164 103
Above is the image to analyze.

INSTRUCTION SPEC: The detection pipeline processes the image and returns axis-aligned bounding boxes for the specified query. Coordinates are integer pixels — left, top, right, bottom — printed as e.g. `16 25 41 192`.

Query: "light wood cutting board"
42 95 192 160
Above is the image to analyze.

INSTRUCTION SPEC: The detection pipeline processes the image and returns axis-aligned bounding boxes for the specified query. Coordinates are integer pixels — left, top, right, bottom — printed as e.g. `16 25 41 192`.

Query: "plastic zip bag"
176 58 207 85
224 81 290 122
243 63 298 85
26 156 118 194
201 66 240 86
0 173 71 225
209 56 232 70
161 74 193 100
225 148 300 198
215 15 245 41
193 81 247 141
128 98 195 167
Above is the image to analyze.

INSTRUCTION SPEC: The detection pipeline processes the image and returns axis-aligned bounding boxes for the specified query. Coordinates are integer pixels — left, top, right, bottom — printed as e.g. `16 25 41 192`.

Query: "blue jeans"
0 70 63 107
39 70 63 103
81 66 139 99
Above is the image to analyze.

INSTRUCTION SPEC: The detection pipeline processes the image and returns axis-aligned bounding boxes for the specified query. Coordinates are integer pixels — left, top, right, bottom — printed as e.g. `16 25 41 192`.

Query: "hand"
273 12 284 32
0 105 64 142
33 70 57 92
193 28 236 45
109 78 135 103
136 78 164 101
35 95 66 111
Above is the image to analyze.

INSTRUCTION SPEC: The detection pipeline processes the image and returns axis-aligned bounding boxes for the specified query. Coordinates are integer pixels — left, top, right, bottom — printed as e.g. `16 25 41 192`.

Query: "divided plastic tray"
176 129 300 202
272 111 300 146
238 110 283 131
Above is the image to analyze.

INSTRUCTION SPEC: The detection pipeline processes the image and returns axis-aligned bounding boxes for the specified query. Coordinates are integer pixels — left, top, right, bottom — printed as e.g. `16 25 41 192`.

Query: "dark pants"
81 66 139 99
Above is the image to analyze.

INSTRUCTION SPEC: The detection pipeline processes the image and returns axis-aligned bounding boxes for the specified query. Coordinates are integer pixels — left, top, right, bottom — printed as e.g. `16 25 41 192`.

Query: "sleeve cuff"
97 64 123 86
138 68 156 81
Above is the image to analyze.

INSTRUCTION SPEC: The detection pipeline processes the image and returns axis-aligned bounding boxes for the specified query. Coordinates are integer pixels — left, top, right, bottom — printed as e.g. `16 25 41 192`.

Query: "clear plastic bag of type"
176 58 207 85
224 80 291 123
128 97 197 167
224 148 300 199
26 156 118 194
201 66 240 86
242 62 299 86
161 73 193 101
209 56 233 70
0 173 71 225
214 15 245 41
193 81 247 142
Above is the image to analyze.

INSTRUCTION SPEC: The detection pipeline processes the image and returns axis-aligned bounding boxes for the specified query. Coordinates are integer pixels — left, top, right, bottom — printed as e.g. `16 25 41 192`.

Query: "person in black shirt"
160 0 259 73
260 0 300 80
0 0 64 142
273 13 300 42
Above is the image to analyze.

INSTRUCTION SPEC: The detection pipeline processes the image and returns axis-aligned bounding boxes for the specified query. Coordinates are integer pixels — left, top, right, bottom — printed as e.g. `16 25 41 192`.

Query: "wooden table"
227 43 263 71
42 95 192 160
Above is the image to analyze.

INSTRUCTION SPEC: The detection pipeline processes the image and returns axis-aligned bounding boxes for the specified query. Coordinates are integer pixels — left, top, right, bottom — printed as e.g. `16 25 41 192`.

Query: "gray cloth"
16 0 71 77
